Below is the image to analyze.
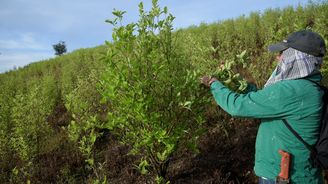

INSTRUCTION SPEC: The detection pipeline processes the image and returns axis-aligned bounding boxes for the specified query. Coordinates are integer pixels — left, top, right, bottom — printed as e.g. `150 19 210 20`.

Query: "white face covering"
264 48 323 87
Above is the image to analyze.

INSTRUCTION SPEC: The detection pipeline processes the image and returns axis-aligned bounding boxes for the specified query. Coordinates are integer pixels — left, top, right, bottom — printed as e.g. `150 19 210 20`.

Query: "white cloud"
0 33 48 50
0 51 53 73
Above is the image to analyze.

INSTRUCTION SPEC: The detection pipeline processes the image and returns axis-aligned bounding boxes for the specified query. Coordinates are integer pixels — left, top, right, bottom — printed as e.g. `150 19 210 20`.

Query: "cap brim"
268 42 288 53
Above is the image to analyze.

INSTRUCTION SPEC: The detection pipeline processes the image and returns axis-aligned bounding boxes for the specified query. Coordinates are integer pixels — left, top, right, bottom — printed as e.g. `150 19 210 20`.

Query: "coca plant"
101 0 207 182
212 50 249 93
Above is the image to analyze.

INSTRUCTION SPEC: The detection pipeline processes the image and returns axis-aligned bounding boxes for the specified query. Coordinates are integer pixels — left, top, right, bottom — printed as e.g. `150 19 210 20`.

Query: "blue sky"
0 0 311 73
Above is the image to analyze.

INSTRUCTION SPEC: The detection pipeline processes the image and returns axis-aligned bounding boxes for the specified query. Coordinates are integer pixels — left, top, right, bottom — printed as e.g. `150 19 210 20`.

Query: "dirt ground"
97 112 260 184
39 103 328 184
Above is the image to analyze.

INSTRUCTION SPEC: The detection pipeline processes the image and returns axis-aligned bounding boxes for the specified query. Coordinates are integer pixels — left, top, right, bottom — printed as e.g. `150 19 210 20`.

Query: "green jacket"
210 75 323 183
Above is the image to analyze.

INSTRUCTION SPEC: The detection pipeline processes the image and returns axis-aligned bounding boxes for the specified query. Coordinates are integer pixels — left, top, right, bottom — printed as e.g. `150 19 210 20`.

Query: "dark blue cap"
268 30 326 57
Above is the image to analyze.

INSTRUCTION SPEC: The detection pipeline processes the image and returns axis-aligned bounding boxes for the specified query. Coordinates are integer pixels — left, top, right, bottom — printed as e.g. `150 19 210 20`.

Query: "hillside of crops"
1 1 328 183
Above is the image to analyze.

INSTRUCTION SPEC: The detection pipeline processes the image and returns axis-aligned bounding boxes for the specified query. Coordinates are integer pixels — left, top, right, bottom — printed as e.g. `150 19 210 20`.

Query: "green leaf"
86 158 94 166
183 101 192 107
112 9 126 19
163 7 168 14
105 19 116 25
237 50 247 59
156 150 167 162
138 2 144 13
138 159 149 175
12 167 19 176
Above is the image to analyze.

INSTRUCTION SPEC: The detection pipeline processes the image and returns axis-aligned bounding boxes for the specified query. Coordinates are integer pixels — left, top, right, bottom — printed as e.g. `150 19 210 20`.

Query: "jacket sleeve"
210 81 299 119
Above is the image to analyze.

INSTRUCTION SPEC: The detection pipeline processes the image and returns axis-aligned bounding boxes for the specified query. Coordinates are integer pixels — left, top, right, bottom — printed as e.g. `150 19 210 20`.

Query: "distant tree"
53 41 67 56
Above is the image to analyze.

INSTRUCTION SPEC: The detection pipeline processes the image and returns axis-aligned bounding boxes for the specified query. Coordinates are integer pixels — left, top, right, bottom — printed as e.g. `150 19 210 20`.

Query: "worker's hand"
200 76 218 87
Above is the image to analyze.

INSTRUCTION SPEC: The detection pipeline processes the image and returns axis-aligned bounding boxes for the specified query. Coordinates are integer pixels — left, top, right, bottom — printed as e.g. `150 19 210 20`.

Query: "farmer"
201 30 326 183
